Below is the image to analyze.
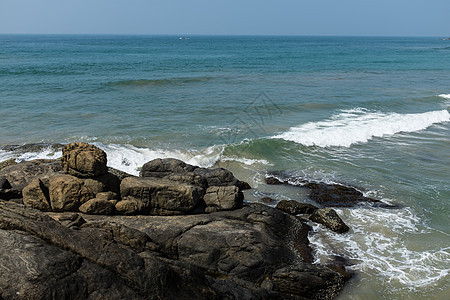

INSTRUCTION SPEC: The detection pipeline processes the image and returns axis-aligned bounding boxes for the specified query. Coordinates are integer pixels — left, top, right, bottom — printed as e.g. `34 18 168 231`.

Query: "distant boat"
179 37 191 40
441 37 450 40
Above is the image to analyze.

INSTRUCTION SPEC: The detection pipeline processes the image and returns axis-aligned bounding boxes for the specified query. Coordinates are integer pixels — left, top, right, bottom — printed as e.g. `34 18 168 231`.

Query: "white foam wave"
274 108 450 147
0 146 62 162
221 156 270 166
438 94 450 99
97 143 224 176
309 207 450 291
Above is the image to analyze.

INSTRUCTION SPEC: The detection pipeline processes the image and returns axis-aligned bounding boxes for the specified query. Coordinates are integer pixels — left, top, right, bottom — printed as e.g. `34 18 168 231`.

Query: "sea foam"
309 206 450 291
438 94 450 99
273 108 450 147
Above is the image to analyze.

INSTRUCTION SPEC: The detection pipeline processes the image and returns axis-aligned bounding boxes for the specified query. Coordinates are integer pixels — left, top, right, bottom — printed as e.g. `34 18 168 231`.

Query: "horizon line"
0 33 447 38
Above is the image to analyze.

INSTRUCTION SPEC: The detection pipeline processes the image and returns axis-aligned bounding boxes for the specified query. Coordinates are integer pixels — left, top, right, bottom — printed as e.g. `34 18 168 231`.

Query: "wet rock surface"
276 200 319 215
309 208 350 234
265 173 395 208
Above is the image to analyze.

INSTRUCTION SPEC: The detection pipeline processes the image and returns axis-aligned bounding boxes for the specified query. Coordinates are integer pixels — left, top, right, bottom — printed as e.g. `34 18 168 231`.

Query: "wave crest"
273 108 450 147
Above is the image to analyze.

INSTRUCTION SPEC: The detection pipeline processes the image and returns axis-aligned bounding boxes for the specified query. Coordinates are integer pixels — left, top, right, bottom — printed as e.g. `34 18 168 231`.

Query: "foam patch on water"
0 146 62 163
309 206 450 291
273 108 450 147
97 143 224 176
438 94 450 99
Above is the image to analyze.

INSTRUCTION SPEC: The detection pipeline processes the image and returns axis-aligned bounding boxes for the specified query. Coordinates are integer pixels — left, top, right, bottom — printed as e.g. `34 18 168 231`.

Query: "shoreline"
0 142 356 299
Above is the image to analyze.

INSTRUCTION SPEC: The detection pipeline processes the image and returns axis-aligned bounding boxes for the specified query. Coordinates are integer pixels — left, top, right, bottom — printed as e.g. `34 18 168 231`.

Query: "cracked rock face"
0 201 348 299
61 142 108 178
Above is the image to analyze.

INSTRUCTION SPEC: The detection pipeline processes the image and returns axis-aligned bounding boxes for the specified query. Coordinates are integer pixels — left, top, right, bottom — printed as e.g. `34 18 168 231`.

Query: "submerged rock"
305 182 393 208
265 173 394 208
309 208 350 233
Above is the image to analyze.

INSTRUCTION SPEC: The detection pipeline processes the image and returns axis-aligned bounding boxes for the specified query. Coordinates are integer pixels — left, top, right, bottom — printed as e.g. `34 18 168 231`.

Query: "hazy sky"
1 0 449 36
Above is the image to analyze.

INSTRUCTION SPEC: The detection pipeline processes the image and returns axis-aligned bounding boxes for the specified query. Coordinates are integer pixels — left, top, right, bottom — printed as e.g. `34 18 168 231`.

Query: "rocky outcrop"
309 208 350 234
0 143 354 299
140 158 247 212
0 200 348 299
22 178 51 211
61 142 108 178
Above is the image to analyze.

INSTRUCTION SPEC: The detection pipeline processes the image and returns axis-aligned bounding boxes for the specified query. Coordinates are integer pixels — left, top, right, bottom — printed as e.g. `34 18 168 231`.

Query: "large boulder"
61 142 108 178
140 158 250 191
203 185 243 212
79 199 115 215
140 158 198 178
22 178 51 211
115 198 146 215
193 167 239 187
48 174 94 212
309 208 350 233
120 176 204 215
139 158 250 213
82 173 121 195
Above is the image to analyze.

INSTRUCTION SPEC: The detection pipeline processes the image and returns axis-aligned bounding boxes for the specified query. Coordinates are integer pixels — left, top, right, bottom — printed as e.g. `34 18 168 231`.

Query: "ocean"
0 35 449 299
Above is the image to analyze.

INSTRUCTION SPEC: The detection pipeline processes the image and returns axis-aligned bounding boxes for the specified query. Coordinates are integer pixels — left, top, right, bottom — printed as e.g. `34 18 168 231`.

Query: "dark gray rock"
309 208 350 233
276 200 318 215
193 167 239 187
140 158 198 178
92 203 314 282
306 182 393 208
261 196 276 204
0 177 12 190
265 176 285 185
0 201 217 300
268 264 346 300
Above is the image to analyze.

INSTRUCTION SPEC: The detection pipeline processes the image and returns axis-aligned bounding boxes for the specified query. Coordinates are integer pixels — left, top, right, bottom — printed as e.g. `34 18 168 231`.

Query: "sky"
1 0 449 36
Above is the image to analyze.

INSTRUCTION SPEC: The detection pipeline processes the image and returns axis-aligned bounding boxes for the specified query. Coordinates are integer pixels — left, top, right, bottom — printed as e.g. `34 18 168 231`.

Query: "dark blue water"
1 35 449 298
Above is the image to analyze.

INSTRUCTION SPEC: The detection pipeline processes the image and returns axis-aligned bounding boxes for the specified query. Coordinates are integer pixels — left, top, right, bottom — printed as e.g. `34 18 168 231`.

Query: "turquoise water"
1 35 449 299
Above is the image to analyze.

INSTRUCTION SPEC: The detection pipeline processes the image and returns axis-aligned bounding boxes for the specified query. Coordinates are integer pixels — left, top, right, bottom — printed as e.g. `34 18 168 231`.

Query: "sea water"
0 35 449 299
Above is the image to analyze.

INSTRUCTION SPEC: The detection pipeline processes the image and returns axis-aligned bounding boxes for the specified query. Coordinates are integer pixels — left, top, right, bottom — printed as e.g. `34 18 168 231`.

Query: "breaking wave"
273 108 450 147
